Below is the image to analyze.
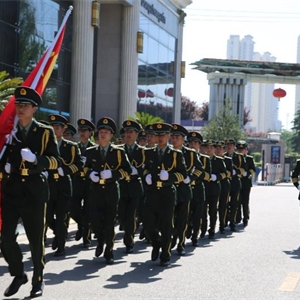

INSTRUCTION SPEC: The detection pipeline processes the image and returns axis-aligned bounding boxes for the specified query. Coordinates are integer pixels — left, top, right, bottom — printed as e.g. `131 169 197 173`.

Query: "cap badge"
173 125 177 129
20 88 27 96
80 120 85 124
157 124 162 129
192 133 196 136
50 115 56 121
103 118 108 124
126 121 131 125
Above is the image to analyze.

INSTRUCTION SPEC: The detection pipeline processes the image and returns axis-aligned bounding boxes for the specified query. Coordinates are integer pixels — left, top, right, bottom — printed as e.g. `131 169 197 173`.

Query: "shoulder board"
215 155 224 160
224 155 232 160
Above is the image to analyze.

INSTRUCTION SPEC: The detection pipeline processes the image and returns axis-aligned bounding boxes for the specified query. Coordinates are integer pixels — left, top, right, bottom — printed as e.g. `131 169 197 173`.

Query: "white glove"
145 174 152 185
243 171 247 177
90 171 100 183
160 170 169 181
4 163 11 174
58 167 64 176
81 156 87 165
100 170 112 179
298 185 300 191
211 174 217 181
42 171 49 179
183 176 191 184
131 166 138 175
21 148 36 163
232 169 236 176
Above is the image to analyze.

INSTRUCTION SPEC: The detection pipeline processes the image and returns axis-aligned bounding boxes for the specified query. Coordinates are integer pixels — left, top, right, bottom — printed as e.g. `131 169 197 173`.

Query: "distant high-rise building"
226 35 280 132
295 35 300 114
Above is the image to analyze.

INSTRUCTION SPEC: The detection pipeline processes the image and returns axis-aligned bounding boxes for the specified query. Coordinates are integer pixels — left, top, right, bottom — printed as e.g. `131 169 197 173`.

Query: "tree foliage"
180 96 201 120
202 98 244 141
0 71 23 110
279 129 293 154
127 112 164 129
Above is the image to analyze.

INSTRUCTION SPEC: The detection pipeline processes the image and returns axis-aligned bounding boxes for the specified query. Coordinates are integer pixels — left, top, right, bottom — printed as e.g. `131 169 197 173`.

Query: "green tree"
280 129 293 154
127 112 164 129
0 71 23 110
290 108 300 152
202 98 244 141
181 96 201 120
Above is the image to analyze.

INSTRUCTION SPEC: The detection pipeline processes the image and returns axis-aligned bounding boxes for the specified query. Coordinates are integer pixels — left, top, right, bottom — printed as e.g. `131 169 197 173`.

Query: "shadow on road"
283 247 300 260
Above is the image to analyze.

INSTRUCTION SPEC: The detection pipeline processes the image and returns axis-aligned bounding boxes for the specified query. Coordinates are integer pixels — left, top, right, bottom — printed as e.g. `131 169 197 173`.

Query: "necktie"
158 149 163 162
128 146 133 160
81 145 86 155
101 149 106 160
21 128 27 141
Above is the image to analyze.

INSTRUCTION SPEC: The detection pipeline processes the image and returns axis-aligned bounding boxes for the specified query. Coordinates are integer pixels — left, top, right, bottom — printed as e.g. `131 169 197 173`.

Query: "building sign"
141 0 166 24
270 145 280 164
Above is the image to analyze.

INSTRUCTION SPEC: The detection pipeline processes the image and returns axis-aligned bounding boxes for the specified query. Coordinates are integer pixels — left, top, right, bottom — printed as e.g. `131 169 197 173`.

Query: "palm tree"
0 71 23 111
127 112 164 129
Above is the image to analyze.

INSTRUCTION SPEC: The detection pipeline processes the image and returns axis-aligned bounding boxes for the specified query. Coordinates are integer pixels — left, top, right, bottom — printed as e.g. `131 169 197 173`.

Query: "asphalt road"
1 183 300 300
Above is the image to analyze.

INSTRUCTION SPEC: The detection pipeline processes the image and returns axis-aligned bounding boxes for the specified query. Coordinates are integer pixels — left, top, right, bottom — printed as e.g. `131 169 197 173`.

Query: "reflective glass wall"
0 0 72 118
138 13 176 123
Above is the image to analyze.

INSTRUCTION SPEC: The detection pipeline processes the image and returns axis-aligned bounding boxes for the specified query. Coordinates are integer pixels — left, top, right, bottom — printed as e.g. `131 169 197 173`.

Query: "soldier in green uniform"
187 132 211 245
46 114 83 256
201 140 227 239
118 120 145 253
1 87 60 298
214 141 233 233
224 138 247 231
170 124 209 253
84 117 131 264
143 122 187 266
236 141 256 226
71 119 95 247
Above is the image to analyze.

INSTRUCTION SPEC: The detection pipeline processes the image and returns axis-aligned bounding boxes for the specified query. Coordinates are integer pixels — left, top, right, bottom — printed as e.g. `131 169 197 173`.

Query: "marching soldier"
63 123 77 141
145 124 157 148
187 132 211 245
1 87 60 298
224 138 247 231
214 141 232 233
118 120 145 253
71 118 95 247
201 140 227 239
84 117 131 264
236 141 256 226
143 122 187 266
137 130 147 147
292 160 300 200
46 114 83 256
170 125 208 254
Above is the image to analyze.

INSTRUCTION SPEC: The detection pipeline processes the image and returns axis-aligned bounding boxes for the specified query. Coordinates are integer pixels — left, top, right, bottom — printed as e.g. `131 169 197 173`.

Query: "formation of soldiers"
0 87 257 298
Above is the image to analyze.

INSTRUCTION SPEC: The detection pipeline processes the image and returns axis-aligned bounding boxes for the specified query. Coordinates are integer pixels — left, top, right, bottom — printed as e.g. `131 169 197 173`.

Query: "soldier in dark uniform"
71 119 95 247
84 117 131 264
118 120 145 253
63 123 77 141
137 130 147 147
170 124 208 254
236 141 256 226
145 124 157 148
291 160 300 199
1 87 60 298
224 138 247 231
201 140 227 239
46 114 83 256
214 141 232 234
187 132 211 245
143 122 187 266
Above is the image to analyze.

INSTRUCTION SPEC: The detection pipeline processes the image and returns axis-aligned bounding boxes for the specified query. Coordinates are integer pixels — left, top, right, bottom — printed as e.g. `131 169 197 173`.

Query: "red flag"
0 6 73 232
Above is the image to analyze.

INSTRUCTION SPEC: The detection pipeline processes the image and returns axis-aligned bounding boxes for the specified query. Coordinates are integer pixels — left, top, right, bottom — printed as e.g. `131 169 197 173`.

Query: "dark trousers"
219 183 230 231
89 182 119 259
70 178 91 243
201 194 219 235
238 186 251 222
228 190 240 226
1 174 48 285
144 186 176 262
118 195 139 247
173 200 190 250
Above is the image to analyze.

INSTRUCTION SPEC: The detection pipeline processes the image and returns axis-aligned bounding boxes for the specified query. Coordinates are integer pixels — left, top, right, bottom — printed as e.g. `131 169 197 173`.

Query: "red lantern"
138 89 146 98
273 88 286 101
164 87 174 97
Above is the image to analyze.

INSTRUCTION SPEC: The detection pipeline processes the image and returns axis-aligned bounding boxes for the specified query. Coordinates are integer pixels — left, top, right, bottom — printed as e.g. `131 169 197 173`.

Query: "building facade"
0 0 192 128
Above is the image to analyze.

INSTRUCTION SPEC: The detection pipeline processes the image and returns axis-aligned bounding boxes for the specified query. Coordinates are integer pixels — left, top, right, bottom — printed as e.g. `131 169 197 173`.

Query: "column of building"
69 0 94 124
118 2 140 125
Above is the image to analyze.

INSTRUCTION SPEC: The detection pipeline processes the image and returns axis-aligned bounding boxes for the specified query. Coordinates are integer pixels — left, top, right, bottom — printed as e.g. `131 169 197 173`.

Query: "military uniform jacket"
292 160 300 188
118 143 145 198
84 143 132 184
5 120 60 175
204 155 227 196
143 145 187 189
221 155 232 191
48 138 83 197
175 146 209 202
241 155 256 189
224 151 246 192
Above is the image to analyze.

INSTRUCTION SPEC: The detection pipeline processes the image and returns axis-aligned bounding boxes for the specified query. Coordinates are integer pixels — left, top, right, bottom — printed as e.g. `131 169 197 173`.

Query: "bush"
252 152 261 163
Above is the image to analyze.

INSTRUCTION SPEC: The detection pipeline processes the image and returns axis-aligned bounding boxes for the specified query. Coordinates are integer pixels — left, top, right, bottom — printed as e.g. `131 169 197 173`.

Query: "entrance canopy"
192 58 300 85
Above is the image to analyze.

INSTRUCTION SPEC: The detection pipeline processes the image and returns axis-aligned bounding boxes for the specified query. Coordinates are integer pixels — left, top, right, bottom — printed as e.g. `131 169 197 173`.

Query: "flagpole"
31 5 73 90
